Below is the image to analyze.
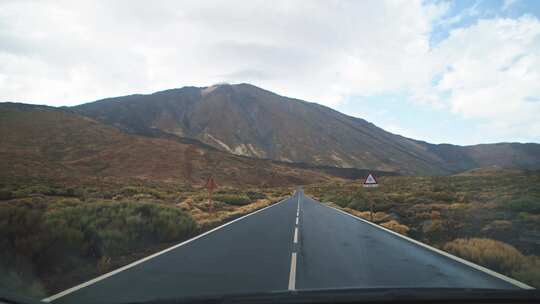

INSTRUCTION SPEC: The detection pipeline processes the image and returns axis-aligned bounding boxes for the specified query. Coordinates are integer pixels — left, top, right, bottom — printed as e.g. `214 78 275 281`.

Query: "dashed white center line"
288 252 297 290
289 192 301 291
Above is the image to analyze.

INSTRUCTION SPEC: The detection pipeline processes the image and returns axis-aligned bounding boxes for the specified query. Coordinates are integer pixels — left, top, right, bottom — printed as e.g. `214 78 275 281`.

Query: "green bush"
213 194 251 206
513 256 540 288
13 185 55 197
0 189 13 200
118 186 165 199
505 196 540 213
0 199 197 296
429 191 456 203
322 193 352 207
119 186 140 197
46 187 79 197
246 191 266 200
347 199 370 210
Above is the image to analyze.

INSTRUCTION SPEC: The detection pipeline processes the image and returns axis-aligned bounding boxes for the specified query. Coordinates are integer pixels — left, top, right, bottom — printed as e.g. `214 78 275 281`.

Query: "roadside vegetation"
305 170 540 288
0 180 291 298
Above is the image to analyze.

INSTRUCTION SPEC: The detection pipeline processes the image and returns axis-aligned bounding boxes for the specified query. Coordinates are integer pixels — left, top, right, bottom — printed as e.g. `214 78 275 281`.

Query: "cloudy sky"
1 0 540 145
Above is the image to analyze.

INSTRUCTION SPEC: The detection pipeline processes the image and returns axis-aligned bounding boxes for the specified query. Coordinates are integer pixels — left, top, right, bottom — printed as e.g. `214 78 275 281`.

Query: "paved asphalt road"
52 190 520 304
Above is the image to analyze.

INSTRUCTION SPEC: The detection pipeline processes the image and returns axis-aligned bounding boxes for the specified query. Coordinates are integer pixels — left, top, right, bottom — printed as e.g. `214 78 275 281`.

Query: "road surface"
50 190 522 304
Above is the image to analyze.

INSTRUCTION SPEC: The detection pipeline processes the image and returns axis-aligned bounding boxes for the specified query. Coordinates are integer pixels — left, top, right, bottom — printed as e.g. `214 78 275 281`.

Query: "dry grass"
442 237 540 287
193 199 277 228
307 173 540 287
443 238 525 273
513 256 540 288
482 220 513 233
176 187 288 229
380 220 410 235
0 179 291 297
327 202 391 223
306 172 540 250
326 202 409 235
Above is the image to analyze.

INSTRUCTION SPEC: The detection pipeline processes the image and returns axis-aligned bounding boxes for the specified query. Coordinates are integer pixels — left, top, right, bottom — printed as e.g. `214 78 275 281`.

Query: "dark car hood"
134 288 539 304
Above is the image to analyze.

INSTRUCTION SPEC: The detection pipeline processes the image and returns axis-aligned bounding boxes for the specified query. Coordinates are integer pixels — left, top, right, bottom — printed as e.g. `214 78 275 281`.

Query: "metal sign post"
362 173 379 222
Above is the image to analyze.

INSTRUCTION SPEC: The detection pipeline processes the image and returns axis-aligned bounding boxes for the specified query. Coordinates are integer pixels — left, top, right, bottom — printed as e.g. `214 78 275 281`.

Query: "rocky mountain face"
0 103 357 187
70 83 540 175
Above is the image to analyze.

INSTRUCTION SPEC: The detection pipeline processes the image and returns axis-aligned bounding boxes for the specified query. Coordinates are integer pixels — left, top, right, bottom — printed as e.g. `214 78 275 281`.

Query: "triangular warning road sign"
363 173 378 187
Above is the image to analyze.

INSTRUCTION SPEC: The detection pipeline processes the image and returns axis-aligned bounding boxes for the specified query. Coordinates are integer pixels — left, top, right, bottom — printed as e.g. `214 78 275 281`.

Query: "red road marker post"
205 176 217 213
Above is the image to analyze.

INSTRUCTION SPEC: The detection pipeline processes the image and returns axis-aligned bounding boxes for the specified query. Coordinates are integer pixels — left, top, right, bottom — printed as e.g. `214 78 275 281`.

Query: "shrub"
246 191 266 200
55 197 82 205
0 199 197 295
517 212 540 225
63 188 77 197
85 202 196 250
50 187 78 197
481 220 512 233
429 191 456 203
431 210 441 220
381 220 410 235
422 219 444 234
97 256 112 273
119 186 140 197
513 256 540 288
0 189 13 200
118 186 165 199
443 238 526 273
13 185 54 197
145 188 166 199
347 199 370 210
213 194 251 206
505 196 540 213
371 197 394 212
372 212 391 223
132 193 156 201
324 194 352 207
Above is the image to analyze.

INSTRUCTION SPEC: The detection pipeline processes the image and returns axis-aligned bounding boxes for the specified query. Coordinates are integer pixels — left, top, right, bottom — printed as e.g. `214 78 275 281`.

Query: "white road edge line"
293 227 299 243
295 217 299 225
319 201 534 290
42 197 292 302
288 252 297 290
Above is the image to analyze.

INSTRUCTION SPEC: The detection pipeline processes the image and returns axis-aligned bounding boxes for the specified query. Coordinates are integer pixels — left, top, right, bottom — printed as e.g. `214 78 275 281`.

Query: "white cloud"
430 16 540 142
0 0 442 106
0 0 539 143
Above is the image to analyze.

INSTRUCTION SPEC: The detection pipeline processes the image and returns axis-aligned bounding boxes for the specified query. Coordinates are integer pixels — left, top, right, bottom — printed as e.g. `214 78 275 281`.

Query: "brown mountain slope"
0 103 348 187
424 142 540 173
71 83 540 175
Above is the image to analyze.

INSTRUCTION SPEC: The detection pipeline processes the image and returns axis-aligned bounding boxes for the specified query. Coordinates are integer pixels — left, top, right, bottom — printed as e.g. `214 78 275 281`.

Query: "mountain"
426 142 540 173
71 83 540 175
0 103 366 187
454 166 525 177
